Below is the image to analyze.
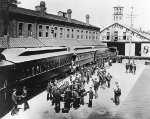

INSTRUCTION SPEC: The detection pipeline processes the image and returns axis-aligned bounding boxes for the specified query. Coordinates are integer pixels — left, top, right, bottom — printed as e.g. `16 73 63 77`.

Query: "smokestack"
86 14 90 26
39 1 46 16
67 9 72 22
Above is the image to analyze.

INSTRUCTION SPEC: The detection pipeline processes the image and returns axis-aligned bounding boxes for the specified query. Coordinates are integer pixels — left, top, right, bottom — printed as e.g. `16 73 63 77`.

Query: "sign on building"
125 43 135 56
141 43 150 57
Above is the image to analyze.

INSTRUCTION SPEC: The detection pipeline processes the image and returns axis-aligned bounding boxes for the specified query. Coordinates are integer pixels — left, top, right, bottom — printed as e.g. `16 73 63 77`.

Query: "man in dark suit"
64 87 72 109
22 86 30 111
125 63 129 73
106 73 112 88
87 87 94 108
53 88 62 112
11 89 18 115
94 78 99 99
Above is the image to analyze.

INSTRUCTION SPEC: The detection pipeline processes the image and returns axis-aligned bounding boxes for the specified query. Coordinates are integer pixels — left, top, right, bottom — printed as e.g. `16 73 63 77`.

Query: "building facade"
99 6 150 58
0 0 101 48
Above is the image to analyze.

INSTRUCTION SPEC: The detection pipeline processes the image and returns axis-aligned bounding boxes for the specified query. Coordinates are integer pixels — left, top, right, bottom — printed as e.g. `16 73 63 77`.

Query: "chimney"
67 9 72 22
39 1 46 16
35 5 41 12
58 11 67 18
86 14 90 26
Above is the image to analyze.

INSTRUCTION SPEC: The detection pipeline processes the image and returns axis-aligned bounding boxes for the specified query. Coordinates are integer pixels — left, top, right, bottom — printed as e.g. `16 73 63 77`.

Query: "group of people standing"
46 61 116 113
125 60 136 74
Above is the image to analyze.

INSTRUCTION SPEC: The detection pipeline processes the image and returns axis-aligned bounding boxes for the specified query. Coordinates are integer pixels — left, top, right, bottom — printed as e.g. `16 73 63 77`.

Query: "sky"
19 0 150 31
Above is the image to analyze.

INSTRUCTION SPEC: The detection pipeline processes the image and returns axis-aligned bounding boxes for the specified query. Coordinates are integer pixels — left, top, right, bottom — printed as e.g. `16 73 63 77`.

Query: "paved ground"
114 65 150 119
2 59 147 119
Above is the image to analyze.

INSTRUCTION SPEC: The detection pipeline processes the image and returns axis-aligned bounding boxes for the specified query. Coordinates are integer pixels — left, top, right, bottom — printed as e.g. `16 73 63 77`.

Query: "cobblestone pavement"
2 59 147 119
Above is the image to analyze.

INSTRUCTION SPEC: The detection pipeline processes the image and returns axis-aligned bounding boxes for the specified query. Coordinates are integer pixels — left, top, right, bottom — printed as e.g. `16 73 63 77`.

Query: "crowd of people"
46 61 121 113
10 58 122 115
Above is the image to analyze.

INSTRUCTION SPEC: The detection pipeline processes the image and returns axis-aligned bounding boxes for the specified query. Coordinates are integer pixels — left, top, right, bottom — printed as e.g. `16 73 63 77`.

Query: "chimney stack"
67 9 72 22
39 1 46 16
86 14 90 26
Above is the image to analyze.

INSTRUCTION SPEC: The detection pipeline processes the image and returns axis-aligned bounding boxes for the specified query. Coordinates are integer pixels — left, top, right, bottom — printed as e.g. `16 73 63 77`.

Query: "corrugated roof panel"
38 38 83 47
10 37 45 48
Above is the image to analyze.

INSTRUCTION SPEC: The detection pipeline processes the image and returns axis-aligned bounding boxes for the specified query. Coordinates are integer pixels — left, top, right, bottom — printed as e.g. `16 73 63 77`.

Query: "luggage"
62 108 69 113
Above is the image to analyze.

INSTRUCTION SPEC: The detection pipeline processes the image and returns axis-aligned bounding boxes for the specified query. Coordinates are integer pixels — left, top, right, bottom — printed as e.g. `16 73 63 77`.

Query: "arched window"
32 67 35 75
22 70 25 78
27 69 30 77
36 66 39 74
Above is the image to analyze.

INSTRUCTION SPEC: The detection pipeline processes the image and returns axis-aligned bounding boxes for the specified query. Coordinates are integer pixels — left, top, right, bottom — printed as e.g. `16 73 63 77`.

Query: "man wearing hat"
11 89 18 115
87 86 94 108
113 82 120 106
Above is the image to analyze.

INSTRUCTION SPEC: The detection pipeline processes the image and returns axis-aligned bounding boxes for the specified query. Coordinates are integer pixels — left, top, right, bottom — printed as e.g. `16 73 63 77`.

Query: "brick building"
0 0 103 48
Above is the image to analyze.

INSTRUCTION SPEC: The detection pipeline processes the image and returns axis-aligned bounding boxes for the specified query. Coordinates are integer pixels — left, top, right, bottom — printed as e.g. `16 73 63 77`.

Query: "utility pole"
126 7 137 64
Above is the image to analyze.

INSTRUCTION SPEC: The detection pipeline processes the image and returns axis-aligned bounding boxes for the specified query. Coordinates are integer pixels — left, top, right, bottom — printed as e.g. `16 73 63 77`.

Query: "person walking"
93 78 99 99
22 86 30 111
125 63 129 73
106 73 112 88
129 63 133 73
113 82 119 106
116 85 121 106
46 81 52 101
132 63 136 75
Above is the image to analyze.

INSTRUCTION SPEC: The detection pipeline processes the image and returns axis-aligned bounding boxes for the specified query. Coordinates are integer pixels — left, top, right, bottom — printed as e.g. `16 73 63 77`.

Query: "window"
60 28 63 38
39 25 43 37
49 63 52 69
114 31 118 41
18 23 23 36
86 31 88 39
67 29 70 38
123 32 126 40
54 27 57 38
81 31 83 39
27 69 30 77
93 32 95 39
72 29 74 38
28 24 32 37
107 32 110 40
46 26 49 37
36 66 40 74
89 32 91 39
22 70 25 78
95 33 97 39
77 30 80 39
32 67 35 75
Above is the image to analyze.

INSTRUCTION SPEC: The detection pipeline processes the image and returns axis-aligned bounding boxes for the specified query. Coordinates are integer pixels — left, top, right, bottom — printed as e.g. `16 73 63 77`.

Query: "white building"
99 6 150 58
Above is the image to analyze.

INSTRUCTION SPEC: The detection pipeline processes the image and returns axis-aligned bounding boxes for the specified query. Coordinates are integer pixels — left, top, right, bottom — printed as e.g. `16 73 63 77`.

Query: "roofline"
8 6 100 31
100 22 150 41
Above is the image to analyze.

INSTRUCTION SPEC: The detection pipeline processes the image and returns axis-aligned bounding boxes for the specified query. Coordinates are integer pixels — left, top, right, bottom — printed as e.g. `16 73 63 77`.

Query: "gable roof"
100 22 150 41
